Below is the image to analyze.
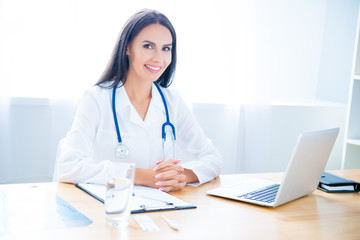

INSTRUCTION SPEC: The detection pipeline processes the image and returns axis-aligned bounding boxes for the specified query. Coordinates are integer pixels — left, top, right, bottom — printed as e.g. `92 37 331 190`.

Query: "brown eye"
143 44 153 49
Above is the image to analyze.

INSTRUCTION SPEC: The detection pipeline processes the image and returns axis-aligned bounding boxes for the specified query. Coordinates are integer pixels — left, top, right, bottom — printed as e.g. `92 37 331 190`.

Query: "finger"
156 165 184 176
157 180 186 189
155 167 185 179
156 173 186 184
155 170 178 180
171 159 181 164
153 159 172 171
159 181 186 192
153 159 181 171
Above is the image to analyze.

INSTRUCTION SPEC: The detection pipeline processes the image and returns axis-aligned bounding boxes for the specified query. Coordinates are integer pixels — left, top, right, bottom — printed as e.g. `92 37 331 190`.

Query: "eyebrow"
142 40 172 47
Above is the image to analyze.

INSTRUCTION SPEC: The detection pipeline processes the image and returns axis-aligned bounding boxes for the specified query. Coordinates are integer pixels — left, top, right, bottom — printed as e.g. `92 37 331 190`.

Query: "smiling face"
126 24 173 84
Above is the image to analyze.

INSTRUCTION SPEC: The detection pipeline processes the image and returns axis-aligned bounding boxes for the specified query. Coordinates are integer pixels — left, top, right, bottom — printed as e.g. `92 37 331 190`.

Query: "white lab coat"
56 82 223 186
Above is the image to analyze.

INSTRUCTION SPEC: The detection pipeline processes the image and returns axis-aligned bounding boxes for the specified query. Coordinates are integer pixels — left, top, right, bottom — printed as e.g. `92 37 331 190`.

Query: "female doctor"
56 9 223 192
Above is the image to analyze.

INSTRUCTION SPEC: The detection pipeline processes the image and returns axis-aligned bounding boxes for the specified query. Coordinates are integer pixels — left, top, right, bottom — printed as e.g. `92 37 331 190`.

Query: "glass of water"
105 162 135 227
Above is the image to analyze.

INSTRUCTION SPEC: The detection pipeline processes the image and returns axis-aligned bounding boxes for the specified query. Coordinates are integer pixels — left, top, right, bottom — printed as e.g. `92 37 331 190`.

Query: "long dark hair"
96 9 177 88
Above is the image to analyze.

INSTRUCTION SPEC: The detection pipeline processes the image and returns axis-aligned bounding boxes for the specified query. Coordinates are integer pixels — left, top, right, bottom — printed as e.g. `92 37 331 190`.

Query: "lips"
145 64 162 74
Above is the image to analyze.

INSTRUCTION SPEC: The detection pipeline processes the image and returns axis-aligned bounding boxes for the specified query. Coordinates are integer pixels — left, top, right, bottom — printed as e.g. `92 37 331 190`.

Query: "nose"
152 49 162 62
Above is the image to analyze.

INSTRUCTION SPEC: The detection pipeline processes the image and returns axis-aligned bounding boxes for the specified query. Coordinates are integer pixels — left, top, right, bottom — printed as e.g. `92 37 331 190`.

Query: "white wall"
0 98 78 183
317 0 359 103
0 100 347 183
193 103 347 174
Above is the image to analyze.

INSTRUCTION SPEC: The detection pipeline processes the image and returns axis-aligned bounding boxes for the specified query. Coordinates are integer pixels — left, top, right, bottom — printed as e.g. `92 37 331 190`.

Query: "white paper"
321 184 355 191
77 183 194 212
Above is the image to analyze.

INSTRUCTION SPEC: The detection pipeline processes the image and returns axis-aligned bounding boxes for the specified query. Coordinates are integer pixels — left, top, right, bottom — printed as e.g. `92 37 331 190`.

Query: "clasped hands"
152 159 186 192
135 159 186 192
136 158 199 192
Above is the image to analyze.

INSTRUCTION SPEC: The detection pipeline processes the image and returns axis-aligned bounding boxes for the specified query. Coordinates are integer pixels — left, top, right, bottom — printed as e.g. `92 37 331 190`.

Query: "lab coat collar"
115 84 131 109
144 83 166 126
114 83 165 127
150 83 166 111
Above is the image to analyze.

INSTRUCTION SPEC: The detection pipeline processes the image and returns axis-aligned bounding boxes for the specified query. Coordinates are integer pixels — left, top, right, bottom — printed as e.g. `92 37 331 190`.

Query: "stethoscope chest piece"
112 82 175 159
114 143 129 158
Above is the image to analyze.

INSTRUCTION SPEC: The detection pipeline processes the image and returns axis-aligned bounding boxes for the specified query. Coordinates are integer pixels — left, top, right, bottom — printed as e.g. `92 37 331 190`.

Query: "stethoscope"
112 82 176 159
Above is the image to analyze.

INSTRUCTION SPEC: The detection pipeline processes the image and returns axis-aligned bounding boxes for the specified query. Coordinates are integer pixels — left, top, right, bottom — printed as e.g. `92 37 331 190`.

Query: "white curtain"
0 97 11 182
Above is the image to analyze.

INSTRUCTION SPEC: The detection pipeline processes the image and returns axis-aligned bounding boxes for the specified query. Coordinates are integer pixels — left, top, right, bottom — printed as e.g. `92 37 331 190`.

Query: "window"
0 0 357 104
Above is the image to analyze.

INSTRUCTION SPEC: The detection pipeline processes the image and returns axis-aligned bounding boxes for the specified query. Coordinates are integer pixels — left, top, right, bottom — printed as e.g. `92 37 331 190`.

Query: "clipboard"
76 183 196 213
317 171 360 193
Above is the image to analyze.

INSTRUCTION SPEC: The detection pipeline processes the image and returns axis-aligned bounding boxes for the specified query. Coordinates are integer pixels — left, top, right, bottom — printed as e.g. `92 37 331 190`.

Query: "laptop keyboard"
238 184 280 203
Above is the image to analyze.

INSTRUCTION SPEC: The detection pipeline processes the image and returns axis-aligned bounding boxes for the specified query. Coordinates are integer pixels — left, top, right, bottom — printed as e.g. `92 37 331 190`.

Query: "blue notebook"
318 172 360 193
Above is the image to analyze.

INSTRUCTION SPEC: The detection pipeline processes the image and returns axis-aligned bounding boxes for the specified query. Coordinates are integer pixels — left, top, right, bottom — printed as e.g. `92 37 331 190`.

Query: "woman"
56 9 223 192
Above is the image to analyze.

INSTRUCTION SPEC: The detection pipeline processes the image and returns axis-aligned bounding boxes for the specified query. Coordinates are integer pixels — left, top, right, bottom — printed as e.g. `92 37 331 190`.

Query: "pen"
162 215 180 231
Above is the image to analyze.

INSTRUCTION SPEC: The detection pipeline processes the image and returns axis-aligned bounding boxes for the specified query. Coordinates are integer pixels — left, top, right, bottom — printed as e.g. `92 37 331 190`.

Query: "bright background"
0 0 359 183
1 0 357 103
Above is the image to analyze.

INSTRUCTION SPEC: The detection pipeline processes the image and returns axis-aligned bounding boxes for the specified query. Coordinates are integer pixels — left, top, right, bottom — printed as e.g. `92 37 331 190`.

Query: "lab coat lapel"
114 86 143 127
129 105 144 126
115 83 166 128
144 84 166 127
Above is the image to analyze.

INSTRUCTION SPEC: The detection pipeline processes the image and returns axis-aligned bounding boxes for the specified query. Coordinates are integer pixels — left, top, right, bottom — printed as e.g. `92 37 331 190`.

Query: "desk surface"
1 170 360 240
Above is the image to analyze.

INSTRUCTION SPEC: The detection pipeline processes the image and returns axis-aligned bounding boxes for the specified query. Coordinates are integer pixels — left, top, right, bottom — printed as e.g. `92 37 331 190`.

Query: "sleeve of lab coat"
174 94 223 186
56 88 110 184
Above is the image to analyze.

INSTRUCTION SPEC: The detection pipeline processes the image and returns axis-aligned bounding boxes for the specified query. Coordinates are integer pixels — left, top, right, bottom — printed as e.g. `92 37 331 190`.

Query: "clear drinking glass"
105 162 135 227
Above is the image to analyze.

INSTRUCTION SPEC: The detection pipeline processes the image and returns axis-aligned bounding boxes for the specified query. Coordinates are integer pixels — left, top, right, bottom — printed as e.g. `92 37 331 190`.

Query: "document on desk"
76 183 196 213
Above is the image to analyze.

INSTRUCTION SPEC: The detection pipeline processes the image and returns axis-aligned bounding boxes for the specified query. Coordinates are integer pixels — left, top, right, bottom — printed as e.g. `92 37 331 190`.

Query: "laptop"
206 128 340 207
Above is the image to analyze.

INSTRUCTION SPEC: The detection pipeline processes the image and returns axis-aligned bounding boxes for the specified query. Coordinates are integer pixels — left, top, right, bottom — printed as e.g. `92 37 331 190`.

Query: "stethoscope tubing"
112 83 123 143
112 82 176 146
154 84 176 141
